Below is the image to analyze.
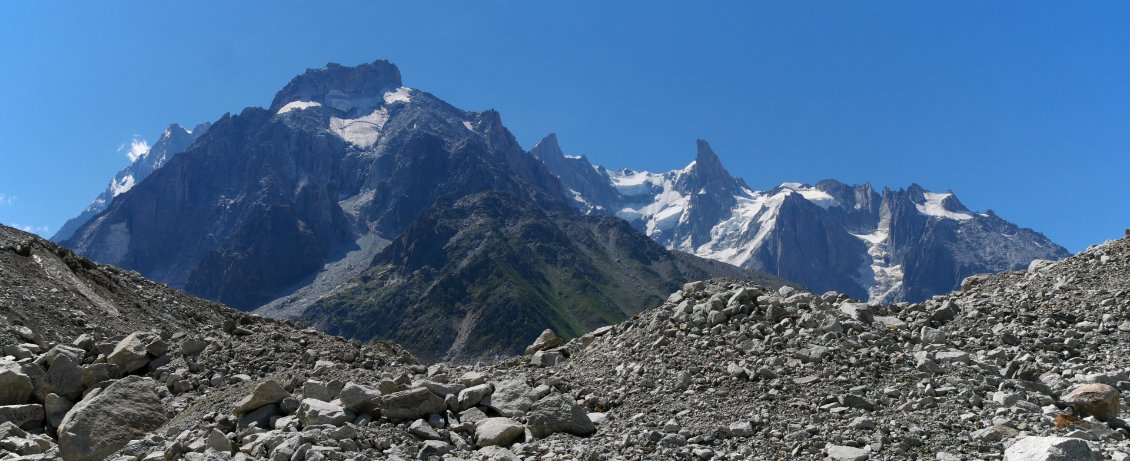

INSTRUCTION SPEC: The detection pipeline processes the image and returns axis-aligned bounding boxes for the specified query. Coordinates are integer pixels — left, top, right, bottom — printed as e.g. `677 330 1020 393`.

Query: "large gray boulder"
297 398 352 426
233 380 288 416
106 332 162 373
0 359 33 405
338 382 380 414
483 378 536 417
525 393 595 438
1003 436 1095 461
455 383 494 412
41 355 84 401
58 376 169 461
379 387 446 420
475 417 525 447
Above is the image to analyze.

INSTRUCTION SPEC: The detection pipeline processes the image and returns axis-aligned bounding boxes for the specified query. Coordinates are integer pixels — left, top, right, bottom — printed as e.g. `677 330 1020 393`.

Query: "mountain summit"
61 60 782 361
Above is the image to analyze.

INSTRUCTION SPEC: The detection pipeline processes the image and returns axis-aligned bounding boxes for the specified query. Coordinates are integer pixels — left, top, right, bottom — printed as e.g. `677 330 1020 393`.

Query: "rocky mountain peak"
268 60 403 114
675 139 743 197
530 133 564 160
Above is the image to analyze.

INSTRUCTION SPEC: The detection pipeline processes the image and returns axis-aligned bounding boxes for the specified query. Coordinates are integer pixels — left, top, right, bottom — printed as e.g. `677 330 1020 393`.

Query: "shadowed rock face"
61 60 778 361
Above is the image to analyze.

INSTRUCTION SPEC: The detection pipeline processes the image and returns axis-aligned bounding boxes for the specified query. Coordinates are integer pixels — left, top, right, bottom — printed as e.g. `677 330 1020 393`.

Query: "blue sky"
0 2 1126 252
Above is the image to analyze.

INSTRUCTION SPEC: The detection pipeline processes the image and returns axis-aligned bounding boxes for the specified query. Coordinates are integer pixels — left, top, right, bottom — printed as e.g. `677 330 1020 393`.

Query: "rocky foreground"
2 224 1130 460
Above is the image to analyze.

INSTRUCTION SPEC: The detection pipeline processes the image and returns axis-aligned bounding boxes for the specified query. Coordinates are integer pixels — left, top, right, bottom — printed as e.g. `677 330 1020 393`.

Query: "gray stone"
181 338 208 356
796 345 831 364
302 379 344 402
530 350 564 367
1062 384 1120 422
456 383 494 412
379 387 446 420
337 382 380 414
44 393 73 429
920 327 947 345
524 329 562 356
0 404 44 430
418 440 452 458
296 398 351 426
237 403 278 430
1003 436 1095 461
839 303 874 323
827 443 870 461
483 378 535 417
525 393 595 438
475 417 525 447
106 332 160 373
42 355 84 401
729 421 753 437
34 344 86 368
233 380 288 416
81 363 122 389
409 418 443 440
206 428 232 453
58 376 169 461
0 359 33 405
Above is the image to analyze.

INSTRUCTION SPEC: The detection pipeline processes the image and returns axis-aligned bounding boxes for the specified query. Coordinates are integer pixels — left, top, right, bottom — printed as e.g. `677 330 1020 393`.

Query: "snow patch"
329 108 389 149
277 100 323 115
110 174 136 197
916 192 973 221
462 121 475 132
850 209 904 303
779 183 840 209
383 87 412 105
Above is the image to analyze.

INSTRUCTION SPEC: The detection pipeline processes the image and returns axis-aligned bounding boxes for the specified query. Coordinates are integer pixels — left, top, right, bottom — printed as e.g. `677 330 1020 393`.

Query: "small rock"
525 393 595 438
826 443 870 461
297 398 352 426
233 380 288 416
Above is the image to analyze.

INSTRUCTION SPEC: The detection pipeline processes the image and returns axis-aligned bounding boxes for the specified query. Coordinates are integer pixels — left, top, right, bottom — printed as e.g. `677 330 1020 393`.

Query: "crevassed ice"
329 108 389 149
851 215 904 303
277 100 322 115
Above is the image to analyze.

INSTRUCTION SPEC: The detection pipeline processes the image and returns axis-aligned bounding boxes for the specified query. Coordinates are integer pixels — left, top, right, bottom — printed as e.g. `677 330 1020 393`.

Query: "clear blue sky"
0 2 1126 252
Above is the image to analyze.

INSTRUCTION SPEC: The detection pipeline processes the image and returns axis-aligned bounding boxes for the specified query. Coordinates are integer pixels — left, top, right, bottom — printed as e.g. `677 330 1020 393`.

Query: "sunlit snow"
916 192 973 221
110 174 135 197
329 108 389 149
277 100 323 115
383 87 412 105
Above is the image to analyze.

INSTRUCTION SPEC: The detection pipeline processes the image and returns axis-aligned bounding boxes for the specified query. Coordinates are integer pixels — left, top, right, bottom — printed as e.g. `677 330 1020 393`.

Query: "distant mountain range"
57 60 1066 359
60 61 783 361
530 134 1069 303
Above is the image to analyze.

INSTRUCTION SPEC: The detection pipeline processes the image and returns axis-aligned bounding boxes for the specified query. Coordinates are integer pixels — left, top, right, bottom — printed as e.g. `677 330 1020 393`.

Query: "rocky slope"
52 122 211 243
60 61 773 361
6 222 1130 460
534 134 1071 303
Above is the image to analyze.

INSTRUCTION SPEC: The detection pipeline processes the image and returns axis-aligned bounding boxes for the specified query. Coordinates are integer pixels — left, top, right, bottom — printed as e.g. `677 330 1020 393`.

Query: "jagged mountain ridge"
51 122 211 242
61 60 778 361
533 134 1070 302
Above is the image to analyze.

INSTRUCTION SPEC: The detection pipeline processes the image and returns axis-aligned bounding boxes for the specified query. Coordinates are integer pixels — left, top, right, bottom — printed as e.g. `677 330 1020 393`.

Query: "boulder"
530 350 565 367
181 337 208 356
296 398 352 426
44 393 73 429
34 344 86 368
57 376 168 461
1003 436 1095 461
456 383 494 412
206 428 232 453
409 418 443 440
839 303 874 323
524 329 561 356
338 382 380 414
302 379 344 402
483 378 536 417
41 355 84 401
525 393 595 438
233 380 288 416
0 359 33 405
475 417 525 447
106 332 161 373
0 404 44 430
81 363 122 389
378 387 446 420
1062 384 1120 421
